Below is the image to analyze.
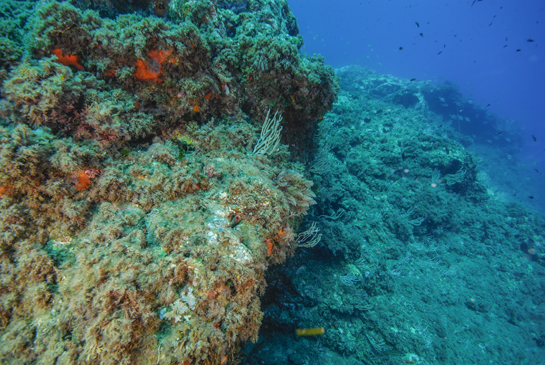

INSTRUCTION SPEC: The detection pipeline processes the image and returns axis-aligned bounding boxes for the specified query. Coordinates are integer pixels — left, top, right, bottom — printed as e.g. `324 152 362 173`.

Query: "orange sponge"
51 48 84 70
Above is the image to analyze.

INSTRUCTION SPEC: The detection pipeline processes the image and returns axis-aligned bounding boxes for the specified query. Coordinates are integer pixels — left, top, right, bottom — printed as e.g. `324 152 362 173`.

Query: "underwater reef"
250 66 545 364
0 0 338 364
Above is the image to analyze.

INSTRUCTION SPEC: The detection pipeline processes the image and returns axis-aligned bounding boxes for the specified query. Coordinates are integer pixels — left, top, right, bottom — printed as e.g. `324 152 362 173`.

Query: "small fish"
410 78 416 81
399 47 403 50
415 21 420 28
444 44 446 48
503 45 508 48
527 39 535 42
532 135 537 141
497 132 503 135
529 196 534 199
445 147 450 154
437 51 442 55
420 33 423 37
535 169 539 173
487 104 491 107
439 124 443 128
516 49 521 52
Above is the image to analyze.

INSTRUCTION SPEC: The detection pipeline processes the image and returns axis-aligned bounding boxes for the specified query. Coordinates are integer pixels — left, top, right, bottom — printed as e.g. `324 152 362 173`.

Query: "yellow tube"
295 327 325 336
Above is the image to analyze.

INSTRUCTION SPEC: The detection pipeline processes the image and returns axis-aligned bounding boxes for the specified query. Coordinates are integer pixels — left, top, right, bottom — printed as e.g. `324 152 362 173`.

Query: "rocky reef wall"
0 1 338 363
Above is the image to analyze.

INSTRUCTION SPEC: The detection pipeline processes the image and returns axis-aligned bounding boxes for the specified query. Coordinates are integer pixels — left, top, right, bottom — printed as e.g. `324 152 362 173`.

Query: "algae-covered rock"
0 0 34 77
0 0 337 363
0 0 338 154
0 115 317 364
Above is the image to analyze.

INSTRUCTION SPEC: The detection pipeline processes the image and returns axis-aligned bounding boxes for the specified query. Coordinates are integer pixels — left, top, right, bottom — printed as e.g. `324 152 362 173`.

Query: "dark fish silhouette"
410 78 416 81
532 135 537 141
527 39 535 42
416 22 420 27
516 49 521 52
487 104 491 106
420 33 424 37
529 196 534 199
399 47 403 50
497 132 503 135
438 51 442 55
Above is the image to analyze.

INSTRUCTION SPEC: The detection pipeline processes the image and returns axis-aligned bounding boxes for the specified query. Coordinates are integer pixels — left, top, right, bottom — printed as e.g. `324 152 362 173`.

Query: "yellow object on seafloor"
296 327 325 336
